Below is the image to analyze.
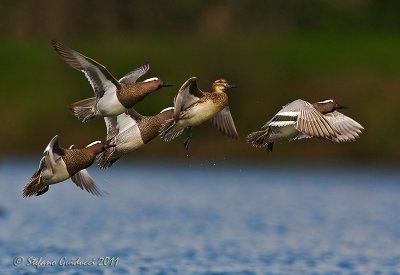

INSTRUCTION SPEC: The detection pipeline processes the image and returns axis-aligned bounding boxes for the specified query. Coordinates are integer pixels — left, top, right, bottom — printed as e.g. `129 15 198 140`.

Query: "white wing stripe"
276 111 300 117
269 121 296 127
144 77 159 83
82 70 96 91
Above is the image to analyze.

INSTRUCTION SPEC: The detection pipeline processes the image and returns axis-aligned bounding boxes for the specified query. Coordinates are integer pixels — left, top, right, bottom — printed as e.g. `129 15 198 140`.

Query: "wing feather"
174 77 203 119
294 100 338 139
71 169 104 197
104 116 119 141
52 40 120 98
119 63 150 84
324 111 364 142
211 107 238 138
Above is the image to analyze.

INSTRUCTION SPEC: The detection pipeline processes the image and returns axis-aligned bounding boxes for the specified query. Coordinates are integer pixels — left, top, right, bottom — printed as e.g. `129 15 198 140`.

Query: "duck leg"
183 127 193 150
267 142 274 153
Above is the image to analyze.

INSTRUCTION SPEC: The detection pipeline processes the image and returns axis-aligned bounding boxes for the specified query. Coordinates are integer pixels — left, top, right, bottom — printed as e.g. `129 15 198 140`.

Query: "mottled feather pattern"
22 170 43 197
69 97 97 122
246 130 270 148
161 78 237 145
98 107 174 169
23 41 365 199
139 110 174 143
23 135 109 197
117 81 159 108
63 149 95 177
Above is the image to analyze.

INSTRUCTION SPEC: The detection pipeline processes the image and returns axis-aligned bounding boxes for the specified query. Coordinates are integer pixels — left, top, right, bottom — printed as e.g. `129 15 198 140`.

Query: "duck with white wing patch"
247 99 364 152
52 40 173 122
98 106 174 169
23 135 114 197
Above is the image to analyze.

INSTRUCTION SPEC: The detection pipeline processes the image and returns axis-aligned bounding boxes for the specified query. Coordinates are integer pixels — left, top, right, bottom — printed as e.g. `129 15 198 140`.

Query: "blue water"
1 160 400 274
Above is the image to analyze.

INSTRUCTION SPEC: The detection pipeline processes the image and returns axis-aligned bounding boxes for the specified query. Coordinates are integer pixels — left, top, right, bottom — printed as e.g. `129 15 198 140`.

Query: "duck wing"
211 106 239 138
173 77 204 119
104 116 119 142
52 40 121 99
323 111 364 142
71 169 105 197
119 63 150 84
267 99 339 139
43 135 65 169
104 108 141 141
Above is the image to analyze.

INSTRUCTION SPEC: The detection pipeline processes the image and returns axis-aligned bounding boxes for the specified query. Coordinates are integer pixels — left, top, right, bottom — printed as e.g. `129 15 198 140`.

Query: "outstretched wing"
52 40 120 98
295 100 339 138
211 106 239 138
119 63 150 84
268 99 339 139
174 77 204 119
71 169 105 197
324 111 364 142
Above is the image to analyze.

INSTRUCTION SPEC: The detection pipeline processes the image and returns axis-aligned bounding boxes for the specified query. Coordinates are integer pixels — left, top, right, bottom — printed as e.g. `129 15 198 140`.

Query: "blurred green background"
1 0 399 164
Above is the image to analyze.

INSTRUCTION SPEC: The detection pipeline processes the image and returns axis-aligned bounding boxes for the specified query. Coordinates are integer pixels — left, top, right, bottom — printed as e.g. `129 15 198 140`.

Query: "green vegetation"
0 33 399 163
1 0 400 163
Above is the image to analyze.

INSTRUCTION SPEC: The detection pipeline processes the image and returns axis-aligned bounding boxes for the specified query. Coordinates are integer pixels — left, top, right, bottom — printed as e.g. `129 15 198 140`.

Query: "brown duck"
98 107 174 169
52 40 173 122
159 77 238 150
23 135 114 197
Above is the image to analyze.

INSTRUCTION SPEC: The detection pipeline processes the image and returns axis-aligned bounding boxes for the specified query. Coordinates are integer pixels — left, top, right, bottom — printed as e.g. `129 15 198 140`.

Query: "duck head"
313 99 347 114
211 78 237 93
143 77 173 90
86 141 116 155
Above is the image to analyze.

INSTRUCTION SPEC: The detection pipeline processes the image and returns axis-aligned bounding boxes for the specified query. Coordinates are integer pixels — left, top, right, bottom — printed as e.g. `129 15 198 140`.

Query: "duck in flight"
52 40 173 122
23 135 114 197
246 99 364 152
98 107 174 169
159 77 238 150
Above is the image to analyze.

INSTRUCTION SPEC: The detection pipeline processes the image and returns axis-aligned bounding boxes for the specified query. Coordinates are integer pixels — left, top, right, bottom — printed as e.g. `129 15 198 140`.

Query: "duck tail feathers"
246 129 274 152
22 173 48 197
159 118 184 142
69 97 98 122
96 147 119 169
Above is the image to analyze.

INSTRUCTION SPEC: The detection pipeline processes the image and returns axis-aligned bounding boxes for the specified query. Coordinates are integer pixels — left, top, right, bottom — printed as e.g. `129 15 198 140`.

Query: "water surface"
1 160 400 274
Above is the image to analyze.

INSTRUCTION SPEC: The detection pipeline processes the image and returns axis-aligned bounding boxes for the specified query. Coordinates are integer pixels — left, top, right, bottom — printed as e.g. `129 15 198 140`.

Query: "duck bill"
336 103 348 109
227 84 237 89
161 81 173 87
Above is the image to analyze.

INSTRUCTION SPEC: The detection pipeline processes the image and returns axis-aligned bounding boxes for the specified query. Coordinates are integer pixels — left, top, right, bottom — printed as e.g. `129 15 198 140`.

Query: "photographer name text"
13 256 119 268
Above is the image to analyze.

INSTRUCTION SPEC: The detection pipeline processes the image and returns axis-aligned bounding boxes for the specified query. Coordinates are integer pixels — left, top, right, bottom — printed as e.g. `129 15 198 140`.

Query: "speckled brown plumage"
62 148 97 176
117 81 166 109
52 40 172 122
159 78 238 148
138 109 174 143
23 136 112 198
98 107 174 169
